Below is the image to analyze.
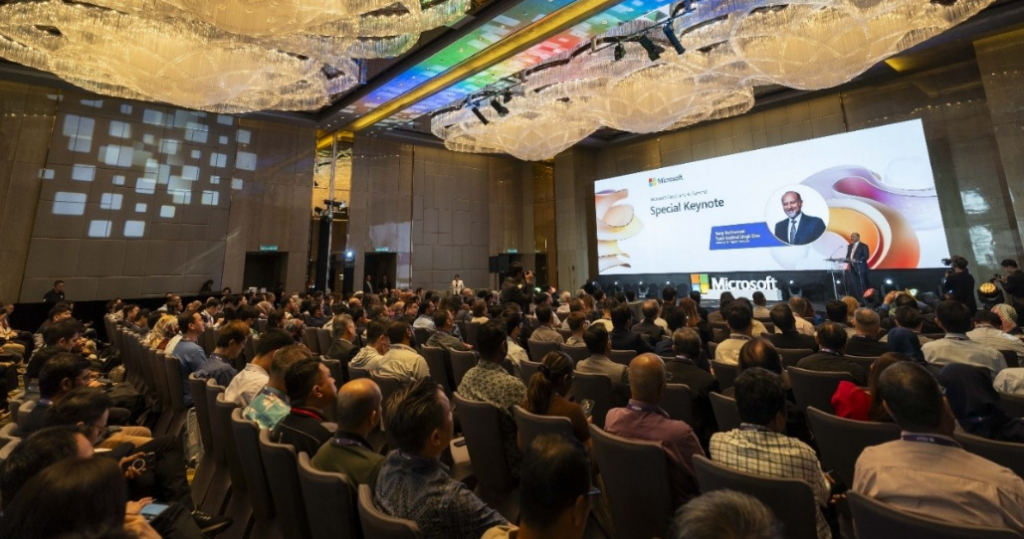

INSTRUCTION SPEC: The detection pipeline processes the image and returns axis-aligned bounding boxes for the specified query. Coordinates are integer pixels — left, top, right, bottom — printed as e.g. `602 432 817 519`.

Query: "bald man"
773 190 826 245
310 378 385 486
604 354 704 506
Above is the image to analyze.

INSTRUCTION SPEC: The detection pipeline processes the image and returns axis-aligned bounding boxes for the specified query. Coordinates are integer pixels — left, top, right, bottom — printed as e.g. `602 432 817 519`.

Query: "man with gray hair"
667 328 718 443
670 490 782 539
326 314 357 364
844 308 889 357
311 378 385 486
605 353 704 507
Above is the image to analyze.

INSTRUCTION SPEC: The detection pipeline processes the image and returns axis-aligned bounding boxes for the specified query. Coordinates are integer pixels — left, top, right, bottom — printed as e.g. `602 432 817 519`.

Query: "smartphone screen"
580 399 595 418
140 503 170 521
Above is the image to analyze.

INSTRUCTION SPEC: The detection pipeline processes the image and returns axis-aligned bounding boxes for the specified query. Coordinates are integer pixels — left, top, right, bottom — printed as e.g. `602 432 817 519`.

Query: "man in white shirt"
223 329 293 407
923 300 1007 374
375 321 430 382
714 303 755 365
968 311 1024 361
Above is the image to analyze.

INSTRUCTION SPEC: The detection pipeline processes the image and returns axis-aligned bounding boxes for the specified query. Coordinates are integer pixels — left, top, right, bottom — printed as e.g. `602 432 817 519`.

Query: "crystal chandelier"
429 0 994 160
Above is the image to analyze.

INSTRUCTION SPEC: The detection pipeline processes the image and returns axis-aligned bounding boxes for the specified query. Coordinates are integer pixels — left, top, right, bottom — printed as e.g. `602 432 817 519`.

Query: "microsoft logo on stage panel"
649 174 684 187
691 274 710 294
692 274 779 294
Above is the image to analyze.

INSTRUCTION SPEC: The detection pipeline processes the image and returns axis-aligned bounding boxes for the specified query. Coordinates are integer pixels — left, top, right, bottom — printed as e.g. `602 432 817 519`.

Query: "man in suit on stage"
773 191 826 245
846 232 871 302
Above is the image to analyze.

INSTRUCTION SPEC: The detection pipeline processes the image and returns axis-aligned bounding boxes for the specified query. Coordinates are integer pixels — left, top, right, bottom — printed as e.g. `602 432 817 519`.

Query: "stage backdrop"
594 119 952 285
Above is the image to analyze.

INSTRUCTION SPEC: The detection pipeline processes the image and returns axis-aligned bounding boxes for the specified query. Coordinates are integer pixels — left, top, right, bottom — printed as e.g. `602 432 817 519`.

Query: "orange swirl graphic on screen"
596 189 643 273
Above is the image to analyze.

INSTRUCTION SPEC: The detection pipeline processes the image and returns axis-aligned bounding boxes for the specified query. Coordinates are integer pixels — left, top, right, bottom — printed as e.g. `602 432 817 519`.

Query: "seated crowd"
4 261 1024 539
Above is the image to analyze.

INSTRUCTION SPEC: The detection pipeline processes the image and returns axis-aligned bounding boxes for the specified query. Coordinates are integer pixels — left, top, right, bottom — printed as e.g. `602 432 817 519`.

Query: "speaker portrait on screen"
773 190 826 245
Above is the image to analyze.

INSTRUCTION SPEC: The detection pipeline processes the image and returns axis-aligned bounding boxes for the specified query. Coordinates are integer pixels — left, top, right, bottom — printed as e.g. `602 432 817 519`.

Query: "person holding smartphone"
521 351 591 447
500 262 535 312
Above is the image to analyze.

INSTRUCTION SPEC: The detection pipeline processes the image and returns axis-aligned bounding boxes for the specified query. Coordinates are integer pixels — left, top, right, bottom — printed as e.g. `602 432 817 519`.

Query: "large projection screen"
594 119 951 275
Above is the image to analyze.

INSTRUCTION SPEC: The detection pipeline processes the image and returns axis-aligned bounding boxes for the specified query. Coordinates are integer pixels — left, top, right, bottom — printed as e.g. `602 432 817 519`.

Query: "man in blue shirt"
171 310 206 406
194 321 248 388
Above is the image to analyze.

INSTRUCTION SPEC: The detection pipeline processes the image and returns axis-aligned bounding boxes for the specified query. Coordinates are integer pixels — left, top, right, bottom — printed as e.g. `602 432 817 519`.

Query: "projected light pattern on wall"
336 0 672 128
42 98 251 240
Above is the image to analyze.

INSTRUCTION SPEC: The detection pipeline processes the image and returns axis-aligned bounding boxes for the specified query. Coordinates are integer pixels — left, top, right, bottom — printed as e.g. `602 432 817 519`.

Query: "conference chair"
559 344 589 364
258 430 312 539
0 438 19 464
8 396 23 425
162 352 189 437
608 349 636 366
229 406 282 539
370 373 409 409
556 328 572 341
847 491 1023 539
256 319 268 333
465 322 481 349
188 376 227 513
710 360 738 390
518 359 542 386
348 365 371 380
569 372 615 428
451 393 519 520
0 422 20 448
201 326 217 355
590 425 674 539
296 453 361 539
805 406 900 486
150 349 173 436
527 339 559 361
316 329 332 358
357 484 422 539
454 320 467 343
955 432 1024 480
513 405 574 451
303 327 321 355
1002 349 1020 369
693 455 819 539
449 349 478 390
241 335 258 370
787 367 855 413
420 345 453 395
709 392 741 432
208 393 252 539
320 358 344 387
1000 392 1024 419
661 383 695 425
708 341 719 357
412 327 433 350
778 348 815 370
846 355 877 374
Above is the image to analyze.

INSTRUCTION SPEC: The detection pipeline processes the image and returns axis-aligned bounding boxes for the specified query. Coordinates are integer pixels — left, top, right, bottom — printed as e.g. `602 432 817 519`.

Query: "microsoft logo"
690 274 710 294
648 177 657 187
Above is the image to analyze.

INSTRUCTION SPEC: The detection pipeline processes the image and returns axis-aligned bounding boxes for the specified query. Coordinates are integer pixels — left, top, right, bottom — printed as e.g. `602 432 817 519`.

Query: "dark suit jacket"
844 335 890 357
664 357 719 443
796 353 867 386
326 338 356 362
610 327 654 355
271 408 332 458
764 331 819 352
774 213 826 245
500 277 534 312
631 320 666 342
846 242 871 274
362 281 374 294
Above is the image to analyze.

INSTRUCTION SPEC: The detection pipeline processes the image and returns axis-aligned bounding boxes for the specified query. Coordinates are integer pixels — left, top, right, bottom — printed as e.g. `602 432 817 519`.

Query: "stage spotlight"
614 42 626 61
662 25 686 55
885 278 893 285
638 35 663 61
490 98 509 117
471 106 489 124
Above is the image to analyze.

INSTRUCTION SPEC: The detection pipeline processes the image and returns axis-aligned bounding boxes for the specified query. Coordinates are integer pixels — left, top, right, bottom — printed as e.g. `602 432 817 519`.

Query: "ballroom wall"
0 81 315 303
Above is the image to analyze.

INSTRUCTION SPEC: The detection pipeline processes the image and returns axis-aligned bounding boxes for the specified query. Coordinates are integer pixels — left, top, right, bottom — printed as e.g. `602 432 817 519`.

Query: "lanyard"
901 434 961 448
739 424 770 432
332 435 372 451
729 335 752 341
626 401 668 417
290 407 325 421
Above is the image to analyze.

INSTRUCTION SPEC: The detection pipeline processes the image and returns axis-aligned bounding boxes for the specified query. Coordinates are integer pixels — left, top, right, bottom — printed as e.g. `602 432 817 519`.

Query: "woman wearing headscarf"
886 327 925 364
938 363 1024 443
993 304 1023 337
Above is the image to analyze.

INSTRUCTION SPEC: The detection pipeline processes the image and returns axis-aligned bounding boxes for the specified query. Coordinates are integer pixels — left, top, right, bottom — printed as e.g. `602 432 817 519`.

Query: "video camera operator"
942 255 977 312
995 259 1024 311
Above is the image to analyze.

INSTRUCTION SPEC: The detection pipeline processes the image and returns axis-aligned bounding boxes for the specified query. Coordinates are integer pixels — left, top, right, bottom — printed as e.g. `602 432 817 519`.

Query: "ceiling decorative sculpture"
0 0 469 112
430 0 995 160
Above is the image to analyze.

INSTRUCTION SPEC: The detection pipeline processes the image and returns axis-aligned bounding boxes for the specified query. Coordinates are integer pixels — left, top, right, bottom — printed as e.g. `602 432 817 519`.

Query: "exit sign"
259 245 278 252
375 247 390 252
507 248 518 254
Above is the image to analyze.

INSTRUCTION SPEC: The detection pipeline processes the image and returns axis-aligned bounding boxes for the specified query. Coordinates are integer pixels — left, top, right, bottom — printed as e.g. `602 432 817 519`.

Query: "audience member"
886 327 926 364
312 379 384 485
632 299 667 342
880 306 931 346
522 351 590 445
609 303 654 354
714 302 755 365
471 300 490 325
375 379 508 539
751 292 771 318
830 353 903 422
483 434 592 539
500 261 535 312
326 314 358 364
193 321 246 388
350 319 390 373
531 305 564 344
412 301 436 330
606 354 703 506
26 319 84 387
0 426 93 509
564 312 588 347
707 293 733 324
458 319 527 478
968 310 1024 361
710 368 833 539
669 490 782 539
993 303 1022 335
787 297 818 335
503 310 530 375
271 355 337 456
376 321 429 382
923 300 1006 373
19 352 92 435
824 300 853 336
764 304 818 351
171 310 207 407
426 309 472 352
666 328 718 441
243 344 310 430
938 363 1024 443
577 324 628 385
854 362 1024 533
223 329 293 407
844 309 890 357
796 321 867 385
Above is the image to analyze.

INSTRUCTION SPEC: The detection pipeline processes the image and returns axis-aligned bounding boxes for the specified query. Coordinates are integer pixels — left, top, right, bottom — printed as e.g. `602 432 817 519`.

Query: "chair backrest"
662 383 694 425
0 422 21 448
590 425 674 539
189 375 215 453
150 349 171 409
608 349 636 366
513 405 574 450
0 438 20 463
303 327 321 355
229 407 275 516
317 329 333 357
805 406 900 486
778 348 815 370
709 392 740 432
846 355 877 374
163 353 186 412
527 340 559 361
518 360 542 386
1002 349 1019 369
297 453 361 539
711 360 738 390
693 455 819 539
955 432 1024 480
1000 392 1024 419
559 344 589 364
787 367 855 413
569 372 615 428
465 322 480 348
420 346 453 395
449 349 478 390
412 327 432 350
847 491 1023 539
321 358 344 387
371 374 410 409
556 328 572 341
202 326 217 355
451 393 517 493
357 484 422 539
348 365 371 380
258 429 311 539
206 384 230 466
